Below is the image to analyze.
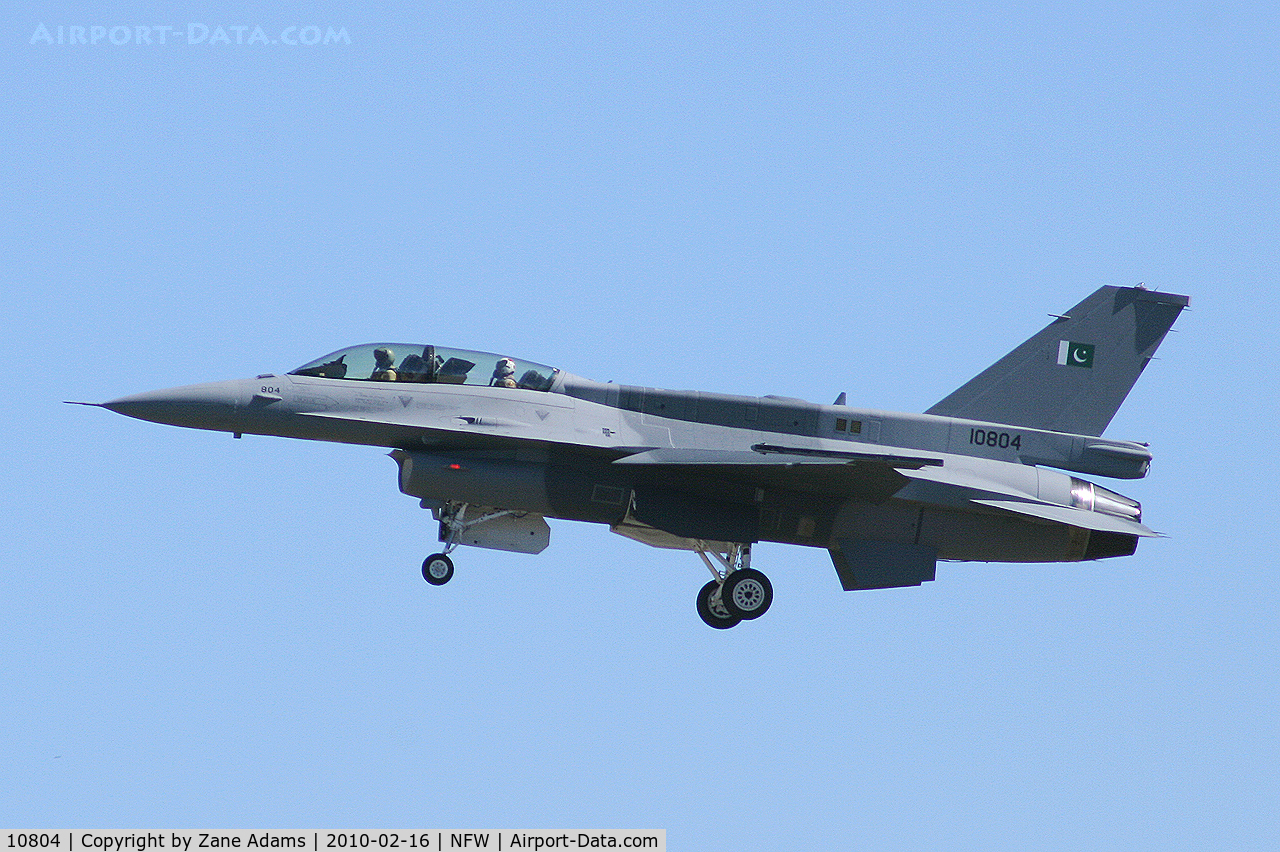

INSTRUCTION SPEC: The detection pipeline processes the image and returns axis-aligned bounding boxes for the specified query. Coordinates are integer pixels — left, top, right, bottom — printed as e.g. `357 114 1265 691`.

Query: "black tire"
721 569 773 620
422 553 454 585
696 580 741 629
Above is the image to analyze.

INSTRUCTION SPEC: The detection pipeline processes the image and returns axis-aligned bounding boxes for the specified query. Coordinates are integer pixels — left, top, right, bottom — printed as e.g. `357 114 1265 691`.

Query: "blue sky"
3 2 1277 848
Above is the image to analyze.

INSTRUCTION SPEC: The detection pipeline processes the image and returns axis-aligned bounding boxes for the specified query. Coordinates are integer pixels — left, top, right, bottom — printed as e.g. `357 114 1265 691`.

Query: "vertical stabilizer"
926 286 1189 436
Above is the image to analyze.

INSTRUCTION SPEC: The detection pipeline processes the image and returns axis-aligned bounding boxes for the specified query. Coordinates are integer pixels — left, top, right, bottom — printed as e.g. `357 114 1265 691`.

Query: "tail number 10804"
969 427 1022 450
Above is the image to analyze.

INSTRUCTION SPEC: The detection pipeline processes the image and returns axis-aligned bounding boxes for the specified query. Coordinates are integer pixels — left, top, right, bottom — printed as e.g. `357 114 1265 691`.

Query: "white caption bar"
3 833 664 852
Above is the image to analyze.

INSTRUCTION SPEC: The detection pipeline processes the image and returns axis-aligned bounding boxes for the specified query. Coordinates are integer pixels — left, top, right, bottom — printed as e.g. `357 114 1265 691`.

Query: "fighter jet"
80 285 1188 628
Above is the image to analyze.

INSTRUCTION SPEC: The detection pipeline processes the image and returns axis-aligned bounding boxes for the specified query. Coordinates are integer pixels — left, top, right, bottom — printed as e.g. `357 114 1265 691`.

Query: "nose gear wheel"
422 553 454 585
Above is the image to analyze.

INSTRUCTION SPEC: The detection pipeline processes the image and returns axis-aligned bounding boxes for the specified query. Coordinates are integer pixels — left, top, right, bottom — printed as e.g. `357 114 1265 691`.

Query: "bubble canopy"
289 343 559 391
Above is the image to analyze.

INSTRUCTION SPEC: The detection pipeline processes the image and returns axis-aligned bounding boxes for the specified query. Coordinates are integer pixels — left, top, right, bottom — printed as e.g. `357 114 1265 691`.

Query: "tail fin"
926 285 1189 436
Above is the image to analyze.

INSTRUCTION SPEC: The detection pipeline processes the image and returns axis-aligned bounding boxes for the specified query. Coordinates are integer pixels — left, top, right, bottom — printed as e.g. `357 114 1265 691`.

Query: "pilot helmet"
374 347 394 366
495 358 515 376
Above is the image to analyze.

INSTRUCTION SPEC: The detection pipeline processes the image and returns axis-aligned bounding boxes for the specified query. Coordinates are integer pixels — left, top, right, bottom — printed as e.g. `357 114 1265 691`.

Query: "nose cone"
101 380 248 431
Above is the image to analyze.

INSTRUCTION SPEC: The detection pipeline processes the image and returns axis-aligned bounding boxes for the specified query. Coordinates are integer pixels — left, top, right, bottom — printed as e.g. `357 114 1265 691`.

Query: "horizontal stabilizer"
896 464 1036 499
973 498 1160 537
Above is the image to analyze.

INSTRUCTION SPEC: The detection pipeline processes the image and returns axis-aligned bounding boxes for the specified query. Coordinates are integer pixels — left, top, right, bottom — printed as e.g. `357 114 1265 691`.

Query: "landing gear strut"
420 501 488 586
419 501 467 586
694 542 773 629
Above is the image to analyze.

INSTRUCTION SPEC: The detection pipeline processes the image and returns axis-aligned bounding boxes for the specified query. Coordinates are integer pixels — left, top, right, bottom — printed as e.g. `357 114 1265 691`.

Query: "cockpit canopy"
289 344 558 391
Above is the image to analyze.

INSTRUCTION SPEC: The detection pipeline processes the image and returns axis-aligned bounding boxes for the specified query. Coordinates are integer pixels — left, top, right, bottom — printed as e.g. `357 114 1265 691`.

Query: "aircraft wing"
612 445 944 501
615 445 944 468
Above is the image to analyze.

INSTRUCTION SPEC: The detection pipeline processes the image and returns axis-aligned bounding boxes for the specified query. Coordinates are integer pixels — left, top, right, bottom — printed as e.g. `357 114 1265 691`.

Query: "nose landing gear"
418 501 543 587
421 553 454 585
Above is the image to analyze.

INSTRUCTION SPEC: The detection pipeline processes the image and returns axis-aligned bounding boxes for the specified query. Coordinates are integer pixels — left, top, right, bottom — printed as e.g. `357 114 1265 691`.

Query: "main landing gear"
694 543 773 629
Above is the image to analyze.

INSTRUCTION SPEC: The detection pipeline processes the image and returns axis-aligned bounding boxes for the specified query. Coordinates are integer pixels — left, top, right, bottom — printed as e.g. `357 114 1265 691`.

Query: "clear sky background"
3 2 1278 848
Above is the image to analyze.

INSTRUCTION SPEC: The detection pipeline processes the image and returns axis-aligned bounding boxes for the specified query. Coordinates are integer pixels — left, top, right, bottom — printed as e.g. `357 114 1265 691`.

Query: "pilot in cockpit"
491 357 518 388
371 347 398 381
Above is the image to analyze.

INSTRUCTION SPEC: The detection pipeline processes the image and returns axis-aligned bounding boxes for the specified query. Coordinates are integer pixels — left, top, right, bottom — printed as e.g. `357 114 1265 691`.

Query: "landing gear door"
443 510 551 554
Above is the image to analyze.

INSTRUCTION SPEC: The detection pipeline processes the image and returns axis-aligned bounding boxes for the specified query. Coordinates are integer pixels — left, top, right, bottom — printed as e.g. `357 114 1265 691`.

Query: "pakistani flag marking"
1057 340 1095 368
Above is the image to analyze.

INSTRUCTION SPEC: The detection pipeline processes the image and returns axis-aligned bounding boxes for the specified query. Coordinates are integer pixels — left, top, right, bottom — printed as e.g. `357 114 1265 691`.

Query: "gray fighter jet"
81 285 1188 628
